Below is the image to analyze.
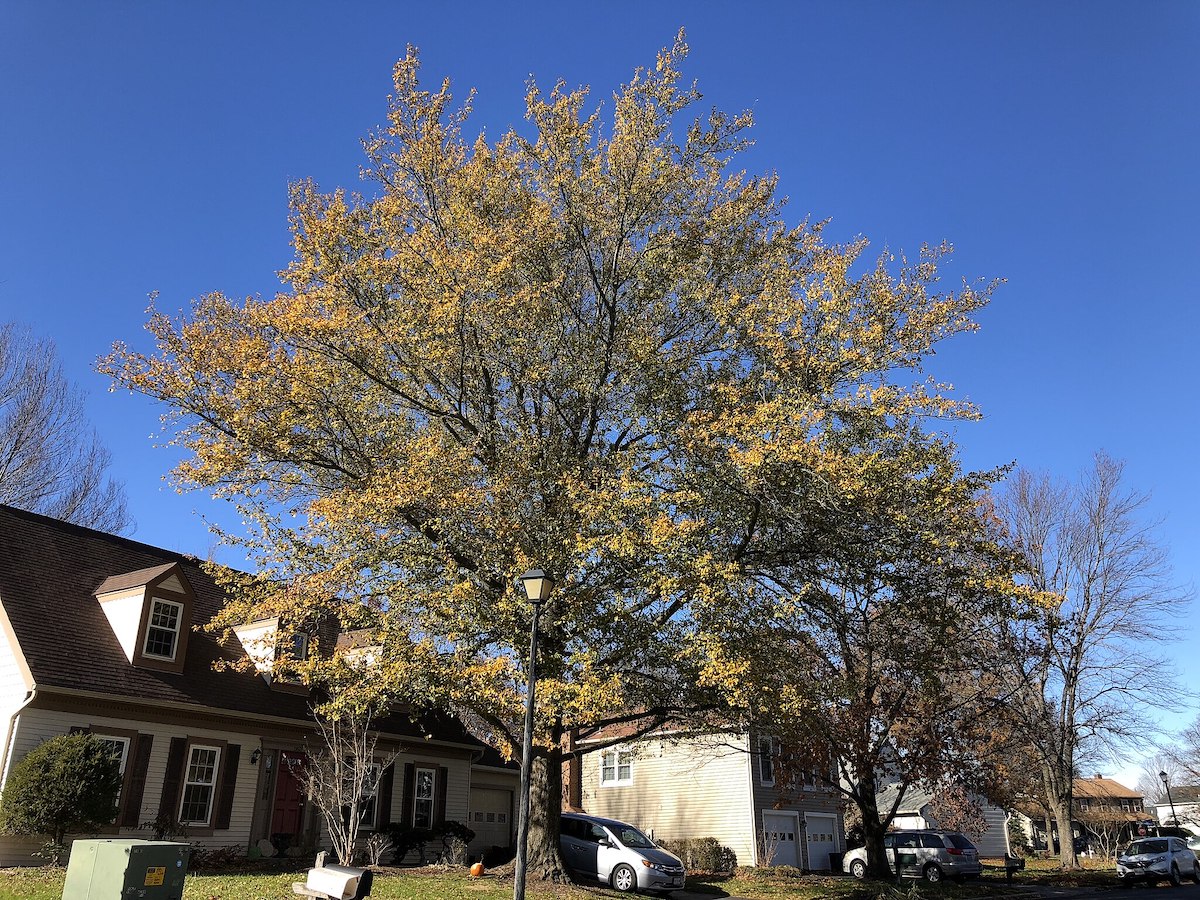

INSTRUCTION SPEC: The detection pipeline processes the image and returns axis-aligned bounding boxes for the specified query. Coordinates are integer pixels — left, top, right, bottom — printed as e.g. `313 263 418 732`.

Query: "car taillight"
946 848 963 855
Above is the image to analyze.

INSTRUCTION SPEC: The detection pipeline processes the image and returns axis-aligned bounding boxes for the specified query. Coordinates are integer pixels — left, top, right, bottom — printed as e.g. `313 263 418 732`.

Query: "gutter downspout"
2 686 37 783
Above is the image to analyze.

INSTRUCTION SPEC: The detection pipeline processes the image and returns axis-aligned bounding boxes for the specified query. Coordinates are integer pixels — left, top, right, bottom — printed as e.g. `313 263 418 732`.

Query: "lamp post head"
1161 770 1170 787
518 569 556 604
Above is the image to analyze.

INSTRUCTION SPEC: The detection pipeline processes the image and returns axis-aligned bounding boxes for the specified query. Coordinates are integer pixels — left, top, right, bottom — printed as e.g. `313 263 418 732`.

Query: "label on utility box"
144 867 166 886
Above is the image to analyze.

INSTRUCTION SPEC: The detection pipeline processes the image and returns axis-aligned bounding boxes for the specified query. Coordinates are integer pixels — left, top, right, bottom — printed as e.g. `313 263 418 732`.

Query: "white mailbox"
303 864 370 900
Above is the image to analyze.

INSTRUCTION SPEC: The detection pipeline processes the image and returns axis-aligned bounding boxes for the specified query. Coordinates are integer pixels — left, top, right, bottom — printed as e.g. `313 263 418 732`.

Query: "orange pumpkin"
470 862 485 878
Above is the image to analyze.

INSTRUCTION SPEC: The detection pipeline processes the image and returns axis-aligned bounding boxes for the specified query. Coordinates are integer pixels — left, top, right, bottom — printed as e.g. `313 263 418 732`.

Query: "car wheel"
1192 862 1200 884
611 863 638 893
923 864 943 884
850 859 867 879
1170 864 1182 887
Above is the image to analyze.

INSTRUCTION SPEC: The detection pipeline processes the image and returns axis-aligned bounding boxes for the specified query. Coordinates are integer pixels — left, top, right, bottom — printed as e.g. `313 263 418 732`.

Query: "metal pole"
1167 782 1179 828
513 601 541 900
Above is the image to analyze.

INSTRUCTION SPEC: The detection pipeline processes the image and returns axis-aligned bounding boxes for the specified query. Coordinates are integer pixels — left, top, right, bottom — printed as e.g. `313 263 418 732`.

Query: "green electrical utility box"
62 839 190 900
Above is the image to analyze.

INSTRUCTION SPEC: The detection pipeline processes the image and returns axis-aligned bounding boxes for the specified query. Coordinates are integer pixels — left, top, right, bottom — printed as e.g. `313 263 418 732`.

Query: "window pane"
179 746 220 824
145 600 181 658
98 737 130 774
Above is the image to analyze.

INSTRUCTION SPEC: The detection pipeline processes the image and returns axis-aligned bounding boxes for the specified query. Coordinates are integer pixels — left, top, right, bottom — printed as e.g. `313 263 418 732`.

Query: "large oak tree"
103 35 996 878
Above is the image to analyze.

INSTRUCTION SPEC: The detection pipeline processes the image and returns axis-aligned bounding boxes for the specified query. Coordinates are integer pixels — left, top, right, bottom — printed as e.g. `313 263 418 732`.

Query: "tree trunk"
1051 794 1079 869
524 750 571 882
856 776 892 879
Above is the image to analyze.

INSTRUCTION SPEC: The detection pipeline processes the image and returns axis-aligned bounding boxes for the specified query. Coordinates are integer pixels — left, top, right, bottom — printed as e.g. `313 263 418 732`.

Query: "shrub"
658 836 737 872
386 821 476 865
0 733 122 864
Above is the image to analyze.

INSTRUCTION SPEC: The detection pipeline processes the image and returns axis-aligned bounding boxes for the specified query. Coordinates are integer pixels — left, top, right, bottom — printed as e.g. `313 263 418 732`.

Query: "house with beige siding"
574 727 843 870
0 505 516 866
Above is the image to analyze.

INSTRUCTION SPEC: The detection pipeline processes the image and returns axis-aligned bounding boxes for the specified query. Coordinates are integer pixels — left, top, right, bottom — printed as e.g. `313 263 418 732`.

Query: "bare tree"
994 452 1187 868
1077 806 1133 859
1134 752 1182 809
0 323 129 531
298 709 397 866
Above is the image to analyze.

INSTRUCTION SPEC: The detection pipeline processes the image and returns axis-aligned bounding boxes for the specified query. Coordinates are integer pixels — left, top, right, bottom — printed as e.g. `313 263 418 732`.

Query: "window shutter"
376 764 395 828
400 763 415 828
214 744 241 830
434 765 449 826
118 733 154 827
159 737 188 820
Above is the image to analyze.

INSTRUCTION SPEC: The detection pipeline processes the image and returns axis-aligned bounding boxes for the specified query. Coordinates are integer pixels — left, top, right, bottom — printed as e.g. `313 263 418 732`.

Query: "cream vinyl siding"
580 733 757 868
0 707 259 866
0 628 30 782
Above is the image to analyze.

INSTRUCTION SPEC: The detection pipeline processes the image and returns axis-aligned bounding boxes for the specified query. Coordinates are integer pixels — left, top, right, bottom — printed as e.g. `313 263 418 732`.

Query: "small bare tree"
1077 807 1133 858
298 709 397 866
994 452 1189 869
1 322 129 531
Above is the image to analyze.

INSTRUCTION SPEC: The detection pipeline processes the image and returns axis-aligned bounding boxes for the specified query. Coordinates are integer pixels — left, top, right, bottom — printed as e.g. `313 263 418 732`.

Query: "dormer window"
144 598 184 660
231 617 311 691
94 562 194 675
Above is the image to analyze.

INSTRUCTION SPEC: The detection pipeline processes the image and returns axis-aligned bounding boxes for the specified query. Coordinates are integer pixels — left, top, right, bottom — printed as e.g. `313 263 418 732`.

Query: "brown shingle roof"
1075 775 1142 801
0 505 473 745
94 563 179 595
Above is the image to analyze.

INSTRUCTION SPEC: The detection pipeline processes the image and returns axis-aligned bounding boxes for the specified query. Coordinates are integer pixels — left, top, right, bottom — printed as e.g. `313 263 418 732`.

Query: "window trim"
599 748 633 787
758 735 776 787
142 597 184 661
178 743 223 826
358 762 382 830
413 766 436 829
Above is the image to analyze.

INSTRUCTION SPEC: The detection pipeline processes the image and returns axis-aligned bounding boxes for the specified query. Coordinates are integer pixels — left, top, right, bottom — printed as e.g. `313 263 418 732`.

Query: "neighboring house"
1014 775 1144 852
0 505 516 866
1152 785 1200 835
874 782 1009 857
573 726 843 871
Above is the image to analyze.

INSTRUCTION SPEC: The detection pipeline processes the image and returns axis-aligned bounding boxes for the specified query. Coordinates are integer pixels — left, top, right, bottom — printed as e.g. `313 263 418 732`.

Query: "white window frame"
413 766 436 829
96 734 131 775
758 735 775 786
599 748 633 787
358 762 382 830
178 744 221 825
143 597 183 660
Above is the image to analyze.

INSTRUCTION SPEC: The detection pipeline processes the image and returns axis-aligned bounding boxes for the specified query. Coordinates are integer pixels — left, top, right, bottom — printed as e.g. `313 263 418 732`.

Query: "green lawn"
0 856 1122 900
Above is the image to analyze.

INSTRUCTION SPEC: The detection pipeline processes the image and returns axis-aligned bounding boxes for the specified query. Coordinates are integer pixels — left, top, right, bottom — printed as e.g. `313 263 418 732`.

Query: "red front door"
271 752 307 838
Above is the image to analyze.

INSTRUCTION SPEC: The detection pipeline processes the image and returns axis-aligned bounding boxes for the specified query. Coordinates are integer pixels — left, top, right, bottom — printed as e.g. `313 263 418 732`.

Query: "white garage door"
469 788 513 850
806 813 837 870
762 812 800 867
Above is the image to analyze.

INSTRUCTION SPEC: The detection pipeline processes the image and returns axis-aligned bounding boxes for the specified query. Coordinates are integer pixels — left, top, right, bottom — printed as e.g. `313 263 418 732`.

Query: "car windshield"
615 825 655 849
1128 839 1169 855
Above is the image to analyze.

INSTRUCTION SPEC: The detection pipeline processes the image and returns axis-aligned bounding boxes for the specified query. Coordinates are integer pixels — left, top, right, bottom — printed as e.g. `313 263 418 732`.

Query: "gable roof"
0 505 472 745
876 782 935 816
1075 775 1142 801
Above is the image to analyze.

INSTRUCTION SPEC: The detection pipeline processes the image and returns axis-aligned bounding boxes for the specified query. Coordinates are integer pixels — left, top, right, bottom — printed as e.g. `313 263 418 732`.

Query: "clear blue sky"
2 1 1198 772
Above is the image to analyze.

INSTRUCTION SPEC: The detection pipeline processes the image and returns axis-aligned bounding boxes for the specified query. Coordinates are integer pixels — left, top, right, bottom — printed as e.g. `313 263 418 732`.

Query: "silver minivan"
559 812 686 894
842 830 981 882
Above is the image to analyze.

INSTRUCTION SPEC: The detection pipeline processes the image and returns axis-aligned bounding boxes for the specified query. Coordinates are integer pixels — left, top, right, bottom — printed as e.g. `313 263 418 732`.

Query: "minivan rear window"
946 834 976 850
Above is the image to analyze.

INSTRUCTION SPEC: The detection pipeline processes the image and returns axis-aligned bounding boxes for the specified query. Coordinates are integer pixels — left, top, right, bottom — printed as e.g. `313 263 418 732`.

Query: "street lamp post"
513 569 555 900
1161 770 1179 830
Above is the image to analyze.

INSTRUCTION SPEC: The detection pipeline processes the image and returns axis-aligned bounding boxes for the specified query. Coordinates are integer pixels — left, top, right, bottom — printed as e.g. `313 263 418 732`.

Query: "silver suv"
560 812 686 894
1117 836 1200 886
842 830 982 882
